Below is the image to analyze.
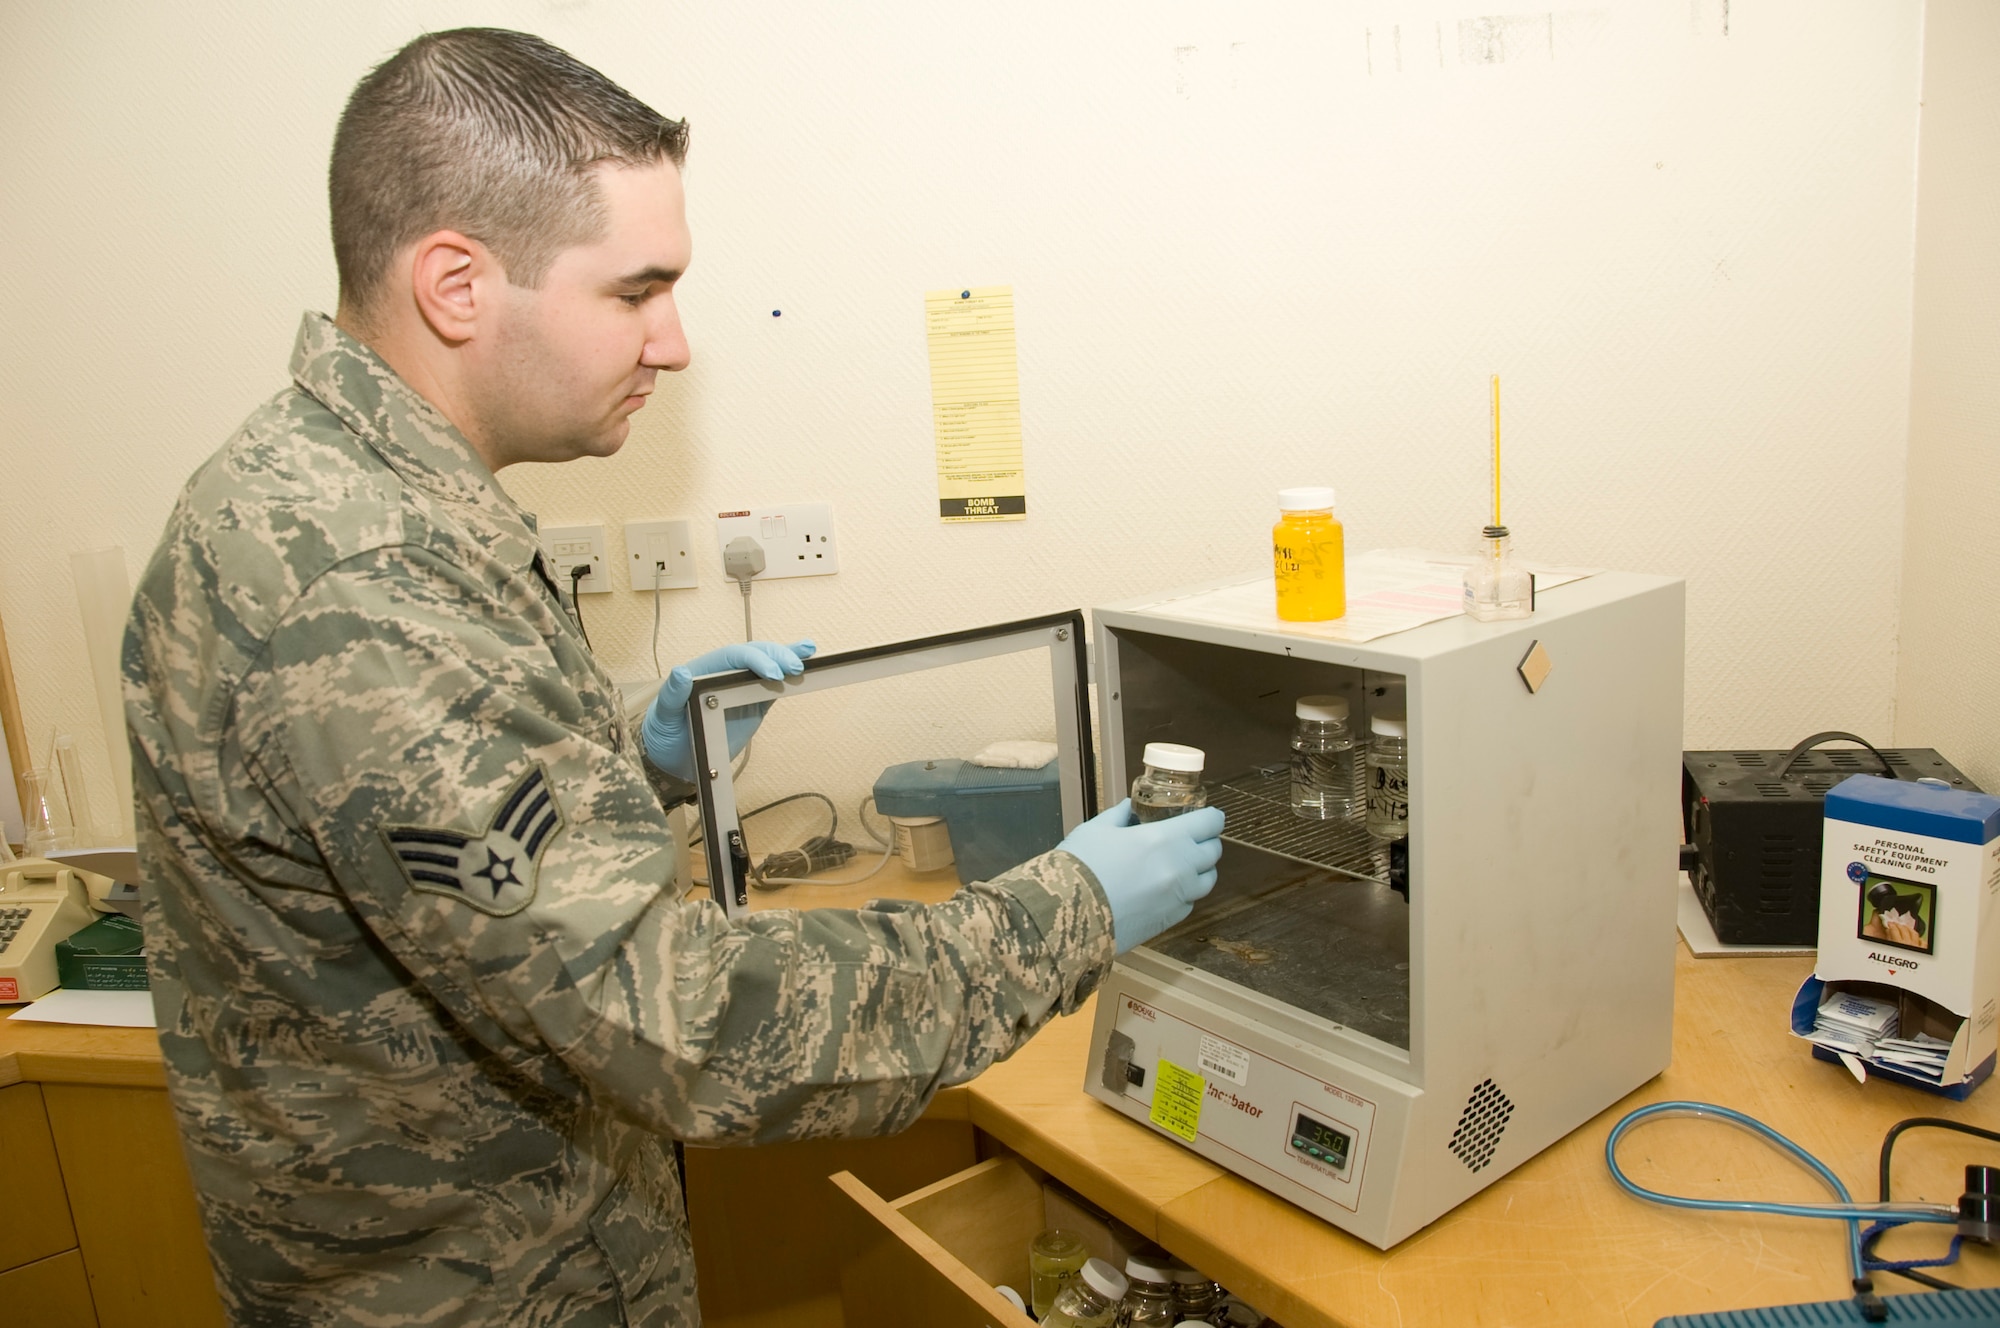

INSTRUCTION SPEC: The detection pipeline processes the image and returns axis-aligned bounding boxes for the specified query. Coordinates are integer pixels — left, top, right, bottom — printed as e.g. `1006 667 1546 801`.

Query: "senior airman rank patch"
384 764 563 916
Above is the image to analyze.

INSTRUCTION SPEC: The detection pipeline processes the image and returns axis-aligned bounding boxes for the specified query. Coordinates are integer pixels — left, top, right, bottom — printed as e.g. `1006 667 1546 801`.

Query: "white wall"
1897 0 2000 792
0 1 1928 836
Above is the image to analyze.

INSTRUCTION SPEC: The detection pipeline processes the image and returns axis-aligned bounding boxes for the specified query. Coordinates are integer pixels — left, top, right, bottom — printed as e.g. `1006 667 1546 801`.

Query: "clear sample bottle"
1039 1258 1128 1328
1028 1229 1090 1319
1171 1268 1224 1324
1131 743 1206 823
1364 715 1409 841
1289 695 1362 822
1271 487 1345 622
1462 525 1533 621
1121 1253 1181 1327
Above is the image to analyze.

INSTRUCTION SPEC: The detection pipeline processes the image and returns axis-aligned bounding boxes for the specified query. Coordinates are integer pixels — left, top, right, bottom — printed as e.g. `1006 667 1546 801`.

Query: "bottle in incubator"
1120 1253 1180 1327
1131 743 1206 823
1272 487 1345 622
1364 714 1409 841
1289 696 1362 821
1038 1257 1128 1327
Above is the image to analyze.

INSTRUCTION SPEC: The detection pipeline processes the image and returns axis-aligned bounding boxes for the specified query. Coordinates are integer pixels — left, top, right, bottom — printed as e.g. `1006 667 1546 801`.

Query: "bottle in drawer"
1029 1227 1089 1318
1120 1252 1179 1326
1039 1257 1127 1327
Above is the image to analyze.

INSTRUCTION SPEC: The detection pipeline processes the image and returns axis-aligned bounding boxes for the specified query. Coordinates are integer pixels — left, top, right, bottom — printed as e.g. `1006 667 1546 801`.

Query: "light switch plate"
713 503 838 581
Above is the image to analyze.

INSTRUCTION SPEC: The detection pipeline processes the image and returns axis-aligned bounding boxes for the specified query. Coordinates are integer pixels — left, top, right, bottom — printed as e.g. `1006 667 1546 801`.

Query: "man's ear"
406 230 499 343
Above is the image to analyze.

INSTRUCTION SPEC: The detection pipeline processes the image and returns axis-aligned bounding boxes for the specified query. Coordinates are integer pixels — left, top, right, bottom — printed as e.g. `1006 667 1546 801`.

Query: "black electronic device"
1681 732 1979 947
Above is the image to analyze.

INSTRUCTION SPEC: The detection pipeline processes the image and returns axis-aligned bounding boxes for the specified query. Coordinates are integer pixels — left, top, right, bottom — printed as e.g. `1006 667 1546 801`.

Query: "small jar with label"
1364 714 1409 841
1039 1257 1128 1328
1028 1229 1090 1319
1131 743 1207 823
1121 1253 1180 1327
1272 486 1346 622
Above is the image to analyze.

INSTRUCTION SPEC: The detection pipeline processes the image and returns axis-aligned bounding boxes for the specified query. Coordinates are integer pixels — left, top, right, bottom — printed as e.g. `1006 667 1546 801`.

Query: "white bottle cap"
1370 714 1407 738
994 1285 1026 1311
1141 742 1206 773
1277 485 1336 511
1125 1253 1178 1284
1295 694 1349 722
1080 1258 1129 1302
1171 1267 1211 1284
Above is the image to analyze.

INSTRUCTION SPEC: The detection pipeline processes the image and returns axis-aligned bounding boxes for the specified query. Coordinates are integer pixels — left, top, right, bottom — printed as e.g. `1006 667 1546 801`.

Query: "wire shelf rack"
1204 765 1389 886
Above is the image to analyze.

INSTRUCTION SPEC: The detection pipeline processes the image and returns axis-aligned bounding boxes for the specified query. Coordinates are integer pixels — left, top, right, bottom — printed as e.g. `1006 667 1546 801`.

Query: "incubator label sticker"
1149 1059 1205 1142
1197 1034 1249 1086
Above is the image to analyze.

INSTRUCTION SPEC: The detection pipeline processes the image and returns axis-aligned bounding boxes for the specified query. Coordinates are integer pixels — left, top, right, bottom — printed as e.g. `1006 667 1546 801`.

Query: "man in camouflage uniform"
125 28 1224 1328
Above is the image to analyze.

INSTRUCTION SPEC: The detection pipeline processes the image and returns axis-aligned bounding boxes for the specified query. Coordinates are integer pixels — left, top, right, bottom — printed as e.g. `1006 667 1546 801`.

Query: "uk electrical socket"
624 519 697 591
541 524 610 594
712 503 838 580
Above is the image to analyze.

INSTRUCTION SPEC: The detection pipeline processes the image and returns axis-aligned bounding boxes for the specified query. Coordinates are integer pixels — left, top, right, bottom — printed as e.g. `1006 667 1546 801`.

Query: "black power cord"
1861 1116 2000 1291
568 562 593 651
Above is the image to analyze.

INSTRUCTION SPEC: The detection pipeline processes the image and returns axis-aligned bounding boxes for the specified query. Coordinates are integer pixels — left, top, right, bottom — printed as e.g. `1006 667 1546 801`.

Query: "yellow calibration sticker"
1149 1059 1206 1142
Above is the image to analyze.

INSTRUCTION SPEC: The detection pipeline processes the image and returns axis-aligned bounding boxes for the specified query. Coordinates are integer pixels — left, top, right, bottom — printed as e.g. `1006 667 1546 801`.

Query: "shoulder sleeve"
243 545 1114 1143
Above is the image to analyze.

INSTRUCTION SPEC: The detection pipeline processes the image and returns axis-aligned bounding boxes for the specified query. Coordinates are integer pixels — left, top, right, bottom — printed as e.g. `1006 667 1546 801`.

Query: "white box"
1798 776 2000 1097
1082 569 1685 1247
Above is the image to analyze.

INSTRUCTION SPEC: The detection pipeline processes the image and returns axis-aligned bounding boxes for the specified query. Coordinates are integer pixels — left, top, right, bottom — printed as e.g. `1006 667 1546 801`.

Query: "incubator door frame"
688 610 1096 917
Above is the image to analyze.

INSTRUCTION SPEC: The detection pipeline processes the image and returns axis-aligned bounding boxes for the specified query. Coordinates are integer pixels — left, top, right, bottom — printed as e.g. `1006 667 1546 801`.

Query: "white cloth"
970 740 1059 770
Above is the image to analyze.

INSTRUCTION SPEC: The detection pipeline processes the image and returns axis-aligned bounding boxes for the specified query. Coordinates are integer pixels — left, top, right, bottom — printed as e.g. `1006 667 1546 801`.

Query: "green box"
55 913 149 991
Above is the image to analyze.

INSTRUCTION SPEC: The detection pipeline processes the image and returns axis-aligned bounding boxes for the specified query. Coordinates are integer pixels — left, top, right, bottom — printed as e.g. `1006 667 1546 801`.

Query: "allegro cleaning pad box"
1797 776 2000 1097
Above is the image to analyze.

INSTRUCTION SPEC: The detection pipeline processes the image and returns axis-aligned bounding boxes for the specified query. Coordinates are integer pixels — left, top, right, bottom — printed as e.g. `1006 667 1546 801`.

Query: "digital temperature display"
1290 1111 1351 1170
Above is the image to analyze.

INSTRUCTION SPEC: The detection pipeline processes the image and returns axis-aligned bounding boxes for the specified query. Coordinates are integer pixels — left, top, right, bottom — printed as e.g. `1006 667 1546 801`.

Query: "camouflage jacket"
124 313 1116 1328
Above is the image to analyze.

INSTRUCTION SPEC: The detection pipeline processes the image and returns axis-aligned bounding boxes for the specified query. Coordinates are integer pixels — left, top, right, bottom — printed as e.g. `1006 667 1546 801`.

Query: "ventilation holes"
1755 782 1789 798
1448 1079 1514 1172
1828 751 1862 768
1733 752 1768 767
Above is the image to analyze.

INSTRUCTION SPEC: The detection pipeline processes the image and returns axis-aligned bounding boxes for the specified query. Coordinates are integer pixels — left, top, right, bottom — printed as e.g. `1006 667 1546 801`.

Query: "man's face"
470 161 692 468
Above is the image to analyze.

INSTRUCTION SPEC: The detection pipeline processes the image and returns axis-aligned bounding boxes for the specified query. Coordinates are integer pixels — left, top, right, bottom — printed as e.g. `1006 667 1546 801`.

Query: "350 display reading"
1290 1112 1351 1169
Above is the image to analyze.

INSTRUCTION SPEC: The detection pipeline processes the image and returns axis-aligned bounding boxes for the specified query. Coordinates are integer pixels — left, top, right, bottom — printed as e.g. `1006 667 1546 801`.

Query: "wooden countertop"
0 1016 165 1090
971 944 2000 1327
12 867 2000 1325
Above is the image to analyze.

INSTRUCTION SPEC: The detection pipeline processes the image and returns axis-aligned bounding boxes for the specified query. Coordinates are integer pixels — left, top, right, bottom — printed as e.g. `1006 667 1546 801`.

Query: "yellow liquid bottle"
1272 486 1345 621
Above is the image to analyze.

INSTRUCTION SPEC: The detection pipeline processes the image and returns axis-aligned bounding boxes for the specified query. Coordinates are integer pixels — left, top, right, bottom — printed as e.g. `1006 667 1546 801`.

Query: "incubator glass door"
686 612 1094 917
1106 627 1412 1051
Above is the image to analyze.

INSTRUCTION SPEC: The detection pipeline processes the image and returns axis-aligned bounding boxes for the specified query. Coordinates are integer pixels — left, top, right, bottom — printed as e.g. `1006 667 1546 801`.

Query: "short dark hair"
330 28 688 320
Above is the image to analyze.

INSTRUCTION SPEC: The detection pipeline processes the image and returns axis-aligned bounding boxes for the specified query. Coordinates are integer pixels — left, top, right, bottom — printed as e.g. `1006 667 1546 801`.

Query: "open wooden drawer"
832 1154 1047 1327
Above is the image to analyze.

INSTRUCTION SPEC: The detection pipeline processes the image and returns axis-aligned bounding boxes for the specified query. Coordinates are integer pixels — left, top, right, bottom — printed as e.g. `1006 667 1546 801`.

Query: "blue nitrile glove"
641 640 815 781
1056 800 1226 953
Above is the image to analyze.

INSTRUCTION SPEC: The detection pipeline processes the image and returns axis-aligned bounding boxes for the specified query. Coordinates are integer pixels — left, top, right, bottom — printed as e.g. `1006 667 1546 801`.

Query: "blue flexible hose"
1605 1100 1957 1281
